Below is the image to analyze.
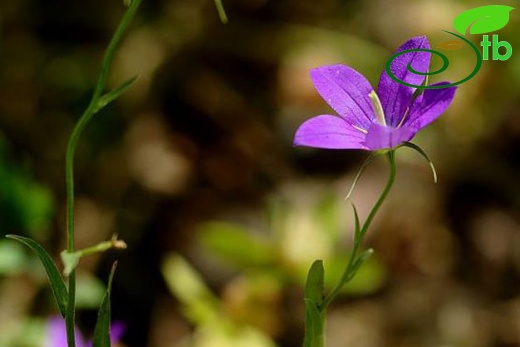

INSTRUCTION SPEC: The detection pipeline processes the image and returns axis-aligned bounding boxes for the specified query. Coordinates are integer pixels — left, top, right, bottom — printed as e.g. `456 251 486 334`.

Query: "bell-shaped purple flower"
294 36 457 151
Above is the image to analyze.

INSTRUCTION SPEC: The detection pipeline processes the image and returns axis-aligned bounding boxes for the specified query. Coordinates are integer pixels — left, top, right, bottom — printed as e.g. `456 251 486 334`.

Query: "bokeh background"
1 0 520 346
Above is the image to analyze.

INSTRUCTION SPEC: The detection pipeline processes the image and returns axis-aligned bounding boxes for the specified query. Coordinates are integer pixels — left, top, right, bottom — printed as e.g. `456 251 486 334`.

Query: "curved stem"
358 150 396 242
321 150 397 310
64 1 141 346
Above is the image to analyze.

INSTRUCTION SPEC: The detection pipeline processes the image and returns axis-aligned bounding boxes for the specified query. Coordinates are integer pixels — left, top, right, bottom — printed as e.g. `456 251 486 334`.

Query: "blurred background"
1 0 520 346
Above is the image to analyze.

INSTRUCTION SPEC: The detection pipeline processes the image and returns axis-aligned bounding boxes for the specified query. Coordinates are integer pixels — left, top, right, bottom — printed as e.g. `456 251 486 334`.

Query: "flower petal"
110 322 126 343
294 115 367 149
46 316 85 347
378 36 431 127
310 65 375 130
364 123 416 150
407 82 456 129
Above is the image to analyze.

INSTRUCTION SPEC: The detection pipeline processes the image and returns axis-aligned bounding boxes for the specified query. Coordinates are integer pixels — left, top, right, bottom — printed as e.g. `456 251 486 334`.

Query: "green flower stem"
77 238 127 257
64 1 141 346
321 150 396 310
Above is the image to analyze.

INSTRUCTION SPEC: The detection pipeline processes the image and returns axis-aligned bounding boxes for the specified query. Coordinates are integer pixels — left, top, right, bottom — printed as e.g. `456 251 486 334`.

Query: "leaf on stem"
6 235 68 317
304 298 324 347
92 262 118 347
303 260 325 347
348 201 362 245
61 237 128 277
94 75 139 114
305 260 324 305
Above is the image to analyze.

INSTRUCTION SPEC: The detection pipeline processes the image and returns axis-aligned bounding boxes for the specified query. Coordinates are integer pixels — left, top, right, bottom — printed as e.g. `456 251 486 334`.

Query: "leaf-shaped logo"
453 5 515 35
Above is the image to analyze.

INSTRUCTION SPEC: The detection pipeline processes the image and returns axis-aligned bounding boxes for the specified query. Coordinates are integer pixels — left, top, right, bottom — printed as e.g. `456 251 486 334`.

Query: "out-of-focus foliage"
162 254 277 347
197 190 386 295
1 0 520 346
0 136 54 237
0 239 27 275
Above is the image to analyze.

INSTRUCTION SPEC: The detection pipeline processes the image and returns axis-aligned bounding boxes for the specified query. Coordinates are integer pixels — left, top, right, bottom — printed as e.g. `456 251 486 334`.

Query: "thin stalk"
214 0 228 24
321 150 396 310
64 1 141 346
76 237 127 258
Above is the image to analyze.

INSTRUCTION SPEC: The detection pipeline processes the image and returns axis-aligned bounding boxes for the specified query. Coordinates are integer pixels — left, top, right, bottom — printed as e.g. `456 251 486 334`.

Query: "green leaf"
303 298 324 347
303 260 325 347
349 202 362 245
5 235 68 317
92 262 117 347
453 5 515 35
305 260 324 305
94 75 139 113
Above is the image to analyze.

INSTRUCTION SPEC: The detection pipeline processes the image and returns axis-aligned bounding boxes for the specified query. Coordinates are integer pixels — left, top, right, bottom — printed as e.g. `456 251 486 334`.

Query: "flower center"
369 91 386 126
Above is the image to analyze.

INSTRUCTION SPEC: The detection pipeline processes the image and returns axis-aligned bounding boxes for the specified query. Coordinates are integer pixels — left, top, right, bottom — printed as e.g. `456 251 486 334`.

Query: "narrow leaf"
305 260 324 305
94 75 139 113
348 202 362 245
303 260 325 347
402 142 438 183
6 235 68 317
92 262 118 347
303 298 324 347
453 5 515 35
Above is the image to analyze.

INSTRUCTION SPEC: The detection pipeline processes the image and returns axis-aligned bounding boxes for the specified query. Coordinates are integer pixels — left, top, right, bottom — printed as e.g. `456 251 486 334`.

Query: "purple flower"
294 36 457 151
46 316 125 347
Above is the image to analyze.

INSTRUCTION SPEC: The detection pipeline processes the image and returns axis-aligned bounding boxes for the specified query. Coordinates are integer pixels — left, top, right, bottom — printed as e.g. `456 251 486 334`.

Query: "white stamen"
369 91 386 126
353 125 368 134
397 107 410 129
